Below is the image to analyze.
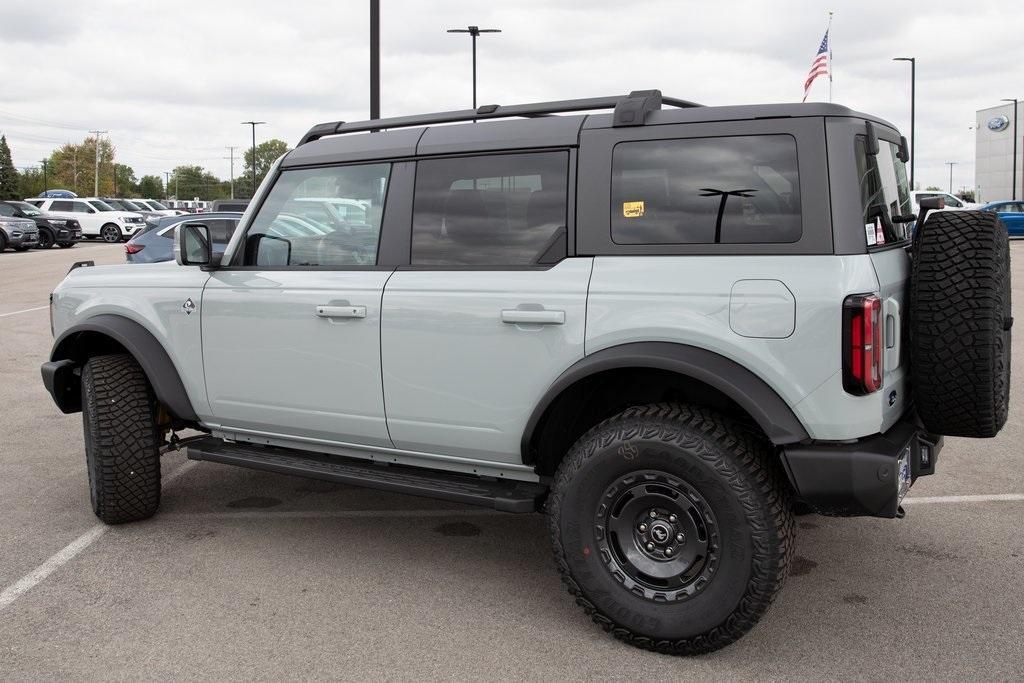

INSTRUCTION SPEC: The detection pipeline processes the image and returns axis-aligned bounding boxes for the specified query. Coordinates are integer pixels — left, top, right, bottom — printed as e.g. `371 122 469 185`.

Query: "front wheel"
82 354 162 524
35 230 54 249
547 403 794 655
100 224 123 243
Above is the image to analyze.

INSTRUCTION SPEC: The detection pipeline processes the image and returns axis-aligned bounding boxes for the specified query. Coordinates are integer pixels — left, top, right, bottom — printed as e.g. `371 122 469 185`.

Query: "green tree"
49 136 116 196
137 175 164 198
924 185 942 192
0 135 20 200
239 139 290 198
18 166 44 198
113 163 138 196
169 165 228 201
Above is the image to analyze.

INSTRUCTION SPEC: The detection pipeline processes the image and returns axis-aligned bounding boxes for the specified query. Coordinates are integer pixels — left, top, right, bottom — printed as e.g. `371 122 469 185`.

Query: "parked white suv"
131 199 184 216
910 190 980 212
25 197 146 242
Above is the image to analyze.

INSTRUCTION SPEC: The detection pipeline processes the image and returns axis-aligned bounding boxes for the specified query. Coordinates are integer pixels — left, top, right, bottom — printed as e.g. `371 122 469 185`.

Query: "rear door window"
50 200 74 212
610 135 802 245
411 152 568 266
856 137 912 245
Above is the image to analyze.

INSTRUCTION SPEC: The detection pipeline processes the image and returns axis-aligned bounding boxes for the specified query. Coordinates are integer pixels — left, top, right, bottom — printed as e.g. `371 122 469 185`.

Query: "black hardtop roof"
284 90 898 168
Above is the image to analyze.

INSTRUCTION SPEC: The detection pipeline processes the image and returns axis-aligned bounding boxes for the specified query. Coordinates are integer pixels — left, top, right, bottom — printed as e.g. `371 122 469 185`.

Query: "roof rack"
297 90 703 146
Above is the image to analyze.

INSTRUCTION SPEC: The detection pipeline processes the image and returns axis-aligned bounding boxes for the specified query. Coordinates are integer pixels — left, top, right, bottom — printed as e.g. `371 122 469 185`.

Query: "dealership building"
975 101 1023 203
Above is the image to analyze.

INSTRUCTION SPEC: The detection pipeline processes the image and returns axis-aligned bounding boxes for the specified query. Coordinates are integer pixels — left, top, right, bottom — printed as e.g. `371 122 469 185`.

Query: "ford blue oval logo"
988 115 1010 132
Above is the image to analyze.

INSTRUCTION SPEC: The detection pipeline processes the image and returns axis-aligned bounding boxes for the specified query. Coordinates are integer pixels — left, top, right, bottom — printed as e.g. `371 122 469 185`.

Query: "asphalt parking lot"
1 242 1022 680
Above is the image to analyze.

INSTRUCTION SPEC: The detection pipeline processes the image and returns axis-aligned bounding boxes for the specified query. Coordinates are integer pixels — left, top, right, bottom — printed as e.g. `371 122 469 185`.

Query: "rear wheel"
910 210 1011 437
547 403 793 655
81 354 162 524
100 223 123 243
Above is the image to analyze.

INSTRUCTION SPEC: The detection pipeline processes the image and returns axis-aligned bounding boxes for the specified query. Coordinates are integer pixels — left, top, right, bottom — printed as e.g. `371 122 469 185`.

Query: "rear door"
854 127 915 430
380 150 591 464
200 161 400 447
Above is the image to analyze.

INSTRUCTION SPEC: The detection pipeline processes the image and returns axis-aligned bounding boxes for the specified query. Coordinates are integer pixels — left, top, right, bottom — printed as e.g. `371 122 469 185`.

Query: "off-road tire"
547 403 794 656
910 210 1011 437
81 354 162 524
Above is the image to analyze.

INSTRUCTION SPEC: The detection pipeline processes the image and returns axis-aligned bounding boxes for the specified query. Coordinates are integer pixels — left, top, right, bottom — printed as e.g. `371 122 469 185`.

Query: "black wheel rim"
102 226 121 242
594 470 719 602
37 231 53 248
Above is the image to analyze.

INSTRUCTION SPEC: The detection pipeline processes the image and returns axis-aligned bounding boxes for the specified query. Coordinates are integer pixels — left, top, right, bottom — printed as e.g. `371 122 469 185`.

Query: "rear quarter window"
610 135 802 245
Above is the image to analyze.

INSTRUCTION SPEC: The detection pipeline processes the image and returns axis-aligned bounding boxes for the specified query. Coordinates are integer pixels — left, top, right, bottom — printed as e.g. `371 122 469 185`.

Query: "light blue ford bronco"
42 91 1010 654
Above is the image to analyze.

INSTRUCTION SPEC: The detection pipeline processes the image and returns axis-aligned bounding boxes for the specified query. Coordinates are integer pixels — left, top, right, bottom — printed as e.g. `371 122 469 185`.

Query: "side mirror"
897 135 910 163
175 223 214 267
915 196 944 230
863 121 880 156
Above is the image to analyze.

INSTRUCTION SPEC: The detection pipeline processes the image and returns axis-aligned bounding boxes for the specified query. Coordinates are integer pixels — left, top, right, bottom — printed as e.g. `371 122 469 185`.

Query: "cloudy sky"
1 0 1020 193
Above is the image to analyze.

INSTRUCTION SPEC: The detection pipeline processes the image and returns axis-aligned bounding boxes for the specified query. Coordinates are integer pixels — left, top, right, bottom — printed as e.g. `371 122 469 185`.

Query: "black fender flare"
43 314 198 421
521 342 809 460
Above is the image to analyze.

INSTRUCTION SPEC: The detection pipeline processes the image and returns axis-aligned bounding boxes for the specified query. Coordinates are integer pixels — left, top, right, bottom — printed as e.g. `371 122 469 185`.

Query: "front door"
381 150 591 464
201 161 395 447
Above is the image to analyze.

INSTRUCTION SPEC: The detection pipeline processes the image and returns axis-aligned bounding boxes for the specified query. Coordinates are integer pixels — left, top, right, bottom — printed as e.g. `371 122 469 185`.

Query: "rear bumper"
782 412 942 518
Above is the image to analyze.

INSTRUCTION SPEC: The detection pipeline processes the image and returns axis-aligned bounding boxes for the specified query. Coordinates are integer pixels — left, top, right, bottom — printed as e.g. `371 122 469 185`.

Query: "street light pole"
946 161 957 194
370 0 380 120
447 25 501 109
225 146 237 199
893 57 915 190
163 171 171 199
1002 98 1019 200
241 121 266 197
40 159 48 194
89 129 107 197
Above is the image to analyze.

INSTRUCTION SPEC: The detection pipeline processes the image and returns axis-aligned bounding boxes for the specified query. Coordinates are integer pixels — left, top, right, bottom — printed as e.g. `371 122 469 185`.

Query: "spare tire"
910 210 1011 437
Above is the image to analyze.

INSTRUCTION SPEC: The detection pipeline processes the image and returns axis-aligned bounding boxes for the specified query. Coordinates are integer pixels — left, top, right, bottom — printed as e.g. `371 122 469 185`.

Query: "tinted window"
241 164 389 267
611 136 801 245
856 137 912 245
89 200 115 212
411 152 568 266
70 202 93 213
0 204 15 216
50 200 75 212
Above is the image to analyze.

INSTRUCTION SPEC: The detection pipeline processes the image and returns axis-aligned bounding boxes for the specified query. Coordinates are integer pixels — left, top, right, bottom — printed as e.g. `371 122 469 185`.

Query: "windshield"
118 200 143 211
856 136 912 246
13 201 42 216
147 200 168 210
89 200 116 212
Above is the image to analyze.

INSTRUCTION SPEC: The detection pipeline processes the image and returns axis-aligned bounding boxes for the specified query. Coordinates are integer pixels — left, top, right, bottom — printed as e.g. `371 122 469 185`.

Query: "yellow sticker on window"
622 201 645 218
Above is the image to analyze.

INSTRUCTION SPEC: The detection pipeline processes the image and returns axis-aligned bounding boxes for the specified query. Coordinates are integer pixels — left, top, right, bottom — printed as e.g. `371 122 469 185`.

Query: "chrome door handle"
316 305 366 319
501 309 565 325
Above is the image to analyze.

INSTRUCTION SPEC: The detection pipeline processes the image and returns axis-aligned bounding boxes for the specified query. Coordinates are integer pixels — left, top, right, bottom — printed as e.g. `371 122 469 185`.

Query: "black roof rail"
297 90 702 146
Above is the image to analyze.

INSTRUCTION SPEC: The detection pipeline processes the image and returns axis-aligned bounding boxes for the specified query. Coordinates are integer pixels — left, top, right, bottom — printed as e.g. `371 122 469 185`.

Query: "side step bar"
185 437 547 513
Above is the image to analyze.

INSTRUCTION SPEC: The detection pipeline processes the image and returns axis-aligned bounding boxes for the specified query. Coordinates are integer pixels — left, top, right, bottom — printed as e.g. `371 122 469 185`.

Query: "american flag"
802 30 830 102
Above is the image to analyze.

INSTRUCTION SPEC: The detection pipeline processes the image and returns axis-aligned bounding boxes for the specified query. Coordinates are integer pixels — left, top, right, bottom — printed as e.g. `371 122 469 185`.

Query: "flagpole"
827 11 834 103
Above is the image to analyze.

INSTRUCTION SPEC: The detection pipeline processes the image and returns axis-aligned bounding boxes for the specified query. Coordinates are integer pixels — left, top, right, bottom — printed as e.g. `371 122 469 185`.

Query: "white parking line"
0 460 197 614
902 493 1024 505
0 305 47 318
